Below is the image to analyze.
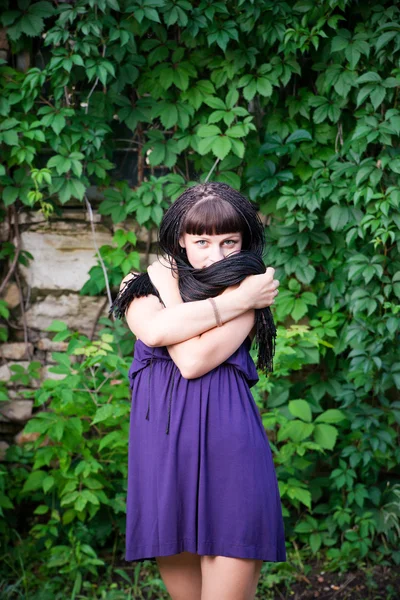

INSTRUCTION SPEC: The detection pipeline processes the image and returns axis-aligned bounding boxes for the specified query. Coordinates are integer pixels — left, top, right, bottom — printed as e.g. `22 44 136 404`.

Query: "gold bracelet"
208 297 223 327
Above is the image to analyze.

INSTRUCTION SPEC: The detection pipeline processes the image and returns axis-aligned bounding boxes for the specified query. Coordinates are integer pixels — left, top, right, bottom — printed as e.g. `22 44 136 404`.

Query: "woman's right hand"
238 267 279 309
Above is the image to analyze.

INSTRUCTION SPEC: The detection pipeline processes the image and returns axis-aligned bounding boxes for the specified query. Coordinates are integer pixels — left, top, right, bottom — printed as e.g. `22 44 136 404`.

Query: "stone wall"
0 203 157 449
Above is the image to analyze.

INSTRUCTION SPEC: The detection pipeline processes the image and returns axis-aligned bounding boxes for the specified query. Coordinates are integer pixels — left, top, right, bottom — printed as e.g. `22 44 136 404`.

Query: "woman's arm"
121 274 252 347
166 300 256 378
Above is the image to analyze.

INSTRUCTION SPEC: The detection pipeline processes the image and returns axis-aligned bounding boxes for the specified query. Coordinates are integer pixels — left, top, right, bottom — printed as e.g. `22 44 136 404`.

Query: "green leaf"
331 34 349 53
107 0 120 10
289 487 312 509
42 476 55 493
375 31 397 52
278 419 314 442
369 85 386 110
0 117 19 130
211 136 232 160
389 159 400 174
357 71 382 84
229 138 245 158
22 470 47 494
204 96 226 110
69 179 85 200
2 130 19 146
34 504 49 515
92 404 114 425
243 80 257 102
3 187 19 206
51 115 66 135
198 124 221 137
289 399 312 423
286 129 312 144
315 409 346 424
313 423 338 450
225 125 245 138
225 88 238 110
325 205 350 231
256 78 273 97
46 320 68 332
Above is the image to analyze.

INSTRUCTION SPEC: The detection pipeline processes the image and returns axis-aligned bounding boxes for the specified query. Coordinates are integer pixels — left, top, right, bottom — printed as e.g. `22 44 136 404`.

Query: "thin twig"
14 268 33 361
64 86 70 106
24 280 31 312
0 206 21 296
335 122 343 153
84 195 113 310
89 296 108 341
204 158 220 183
113 139 144 146
85 45 107 114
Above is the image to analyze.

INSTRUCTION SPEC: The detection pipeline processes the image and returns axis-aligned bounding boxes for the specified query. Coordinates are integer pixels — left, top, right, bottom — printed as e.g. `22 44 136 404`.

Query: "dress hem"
125 537 286 563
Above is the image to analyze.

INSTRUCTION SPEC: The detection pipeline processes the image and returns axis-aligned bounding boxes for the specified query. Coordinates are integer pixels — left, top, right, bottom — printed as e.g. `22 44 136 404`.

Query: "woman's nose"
209 245 224 261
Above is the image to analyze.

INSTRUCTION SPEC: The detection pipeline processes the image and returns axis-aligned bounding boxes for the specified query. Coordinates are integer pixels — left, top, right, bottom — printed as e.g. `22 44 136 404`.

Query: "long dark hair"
110 182 277 374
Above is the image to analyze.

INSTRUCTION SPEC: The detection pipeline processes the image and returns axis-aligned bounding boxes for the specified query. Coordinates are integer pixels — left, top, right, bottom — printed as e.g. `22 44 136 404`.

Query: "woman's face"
179 231 243 269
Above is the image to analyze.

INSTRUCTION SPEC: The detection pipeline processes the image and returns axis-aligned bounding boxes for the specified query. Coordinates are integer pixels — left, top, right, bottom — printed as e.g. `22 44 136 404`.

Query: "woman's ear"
178 235 185 249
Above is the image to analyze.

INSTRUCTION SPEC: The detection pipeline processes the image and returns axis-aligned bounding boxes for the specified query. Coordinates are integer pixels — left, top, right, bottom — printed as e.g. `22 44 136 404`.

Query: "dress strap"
166 366 178 435
144 347 176 435
145 348 154 421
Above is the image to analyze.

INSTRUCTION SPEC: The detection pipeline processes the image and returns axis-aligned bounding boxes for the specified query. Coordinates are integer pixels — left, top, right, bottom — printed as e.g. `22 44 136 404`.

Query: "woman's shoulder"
119 271 141 291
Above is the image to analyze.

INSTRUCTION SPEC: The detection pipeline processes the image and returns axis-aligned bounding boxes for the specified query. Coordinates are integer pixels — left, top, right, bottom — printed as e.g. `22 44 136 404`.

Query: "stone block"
0 343 34 360
0 361 30 383
25 293 109 335
2 282 20 309
0 362 41 388
37 338 69 352
18 221 113 291
0 400 33 422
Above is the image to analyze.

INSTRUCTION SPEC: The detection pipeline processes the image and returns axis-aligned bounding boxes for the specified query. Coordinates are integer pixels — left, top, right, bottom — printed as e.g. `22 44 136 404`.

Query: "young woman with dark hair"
112 182 286 600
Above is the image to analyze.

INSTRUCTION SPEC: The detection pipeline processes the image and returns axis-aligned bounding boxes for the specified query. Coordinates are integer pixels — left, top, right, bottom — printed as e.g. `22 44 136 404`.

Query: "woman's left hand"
147 256 179 297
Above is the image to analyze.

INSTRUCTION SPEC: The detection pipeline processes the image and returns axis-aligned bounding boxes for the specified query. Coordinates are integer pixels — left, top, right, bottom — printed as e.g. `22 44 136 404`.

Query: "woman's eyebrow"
192 234 240 240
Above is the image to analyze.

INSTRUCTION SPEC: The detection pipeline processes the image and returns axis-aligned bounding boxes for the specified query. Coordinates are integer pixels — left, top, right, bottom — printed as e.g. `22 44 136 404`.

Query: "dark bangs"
182 197 246 237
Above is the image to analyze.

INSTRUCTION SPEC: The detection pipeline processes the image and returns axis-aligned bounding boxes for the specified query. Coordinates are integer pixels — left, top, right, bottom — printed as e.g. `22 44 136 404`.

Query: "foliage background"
0 0 400 597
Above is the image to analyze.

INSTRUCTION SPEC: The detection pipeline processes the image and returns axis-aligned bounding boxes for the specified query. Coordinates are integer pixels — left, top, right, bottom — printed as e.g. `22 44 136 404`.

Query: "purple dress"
125 335 286 563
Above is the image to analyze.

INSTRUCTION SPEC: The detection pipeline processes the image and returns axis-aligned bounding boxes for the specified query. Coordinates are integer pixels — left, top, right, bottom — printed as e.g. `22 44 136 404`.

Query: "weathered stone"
0 361 30 383
25 293 109 335
0 343 34 360
10 207 102 225
2 282 20 309
0 361 41 388
6 389 33 400
0 400 33 422
0 360 70 386
46 352 77 364
37 338 69 352
0 205 166 443
18 221 113 292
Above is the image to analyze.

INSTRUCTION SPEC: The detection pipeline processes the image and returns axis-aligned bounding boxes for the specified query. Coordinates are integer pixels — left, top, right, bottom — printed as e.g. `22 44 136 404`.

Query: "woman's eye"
196 240 236 246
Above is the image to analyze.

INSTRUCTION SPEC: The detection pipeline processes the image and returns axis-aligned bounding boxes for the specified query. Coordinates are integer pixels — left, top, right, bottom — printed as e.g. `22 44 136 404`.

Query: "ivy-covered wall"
1 0 400 595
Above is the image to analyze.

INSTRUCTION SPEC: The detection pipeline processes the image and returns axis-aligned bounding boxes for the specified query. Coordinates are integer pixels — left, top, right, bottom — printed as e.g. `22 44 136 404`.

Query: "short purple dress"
125 335 286 563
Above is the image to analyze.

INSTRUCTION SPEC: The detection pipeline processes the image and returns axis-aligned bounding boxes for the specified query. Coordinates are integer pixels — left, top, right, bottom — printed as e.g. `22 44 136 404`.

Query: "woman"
117 183 286 600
